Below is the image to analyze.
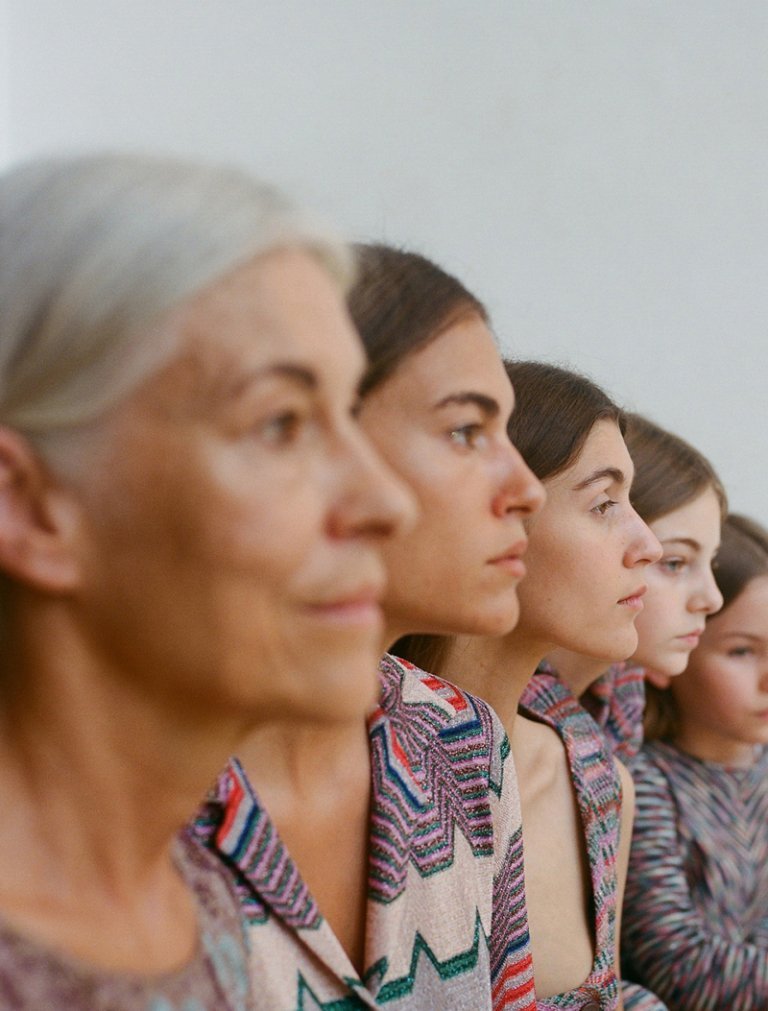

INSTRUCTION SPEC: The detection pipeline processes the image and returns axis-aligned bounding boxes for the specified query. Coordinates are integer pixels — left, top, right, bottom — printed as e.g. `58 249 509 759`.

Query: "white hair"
0 152 352 443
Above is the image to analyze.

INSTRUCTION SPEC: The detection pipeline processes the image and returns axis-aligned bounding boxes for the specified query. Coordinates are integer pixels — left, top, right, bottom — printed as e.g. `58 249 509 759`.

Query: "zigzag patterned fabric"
622 741 768 1010
520 668 665 1011
192 654 536 1010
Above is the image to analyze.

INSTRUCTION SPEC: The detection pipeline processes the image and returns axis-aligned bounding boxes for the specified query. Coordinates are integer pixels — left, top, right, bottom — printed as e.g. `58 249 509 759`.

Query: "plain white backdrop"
2 2 767 516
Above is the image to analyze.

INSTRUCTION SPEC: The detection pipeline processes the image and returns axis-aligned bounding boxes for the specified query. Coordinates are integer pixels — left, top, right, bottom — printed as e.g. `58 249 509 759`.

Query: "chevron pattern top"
622 741 768 1011
192 654 537 1010
520 668 665 1011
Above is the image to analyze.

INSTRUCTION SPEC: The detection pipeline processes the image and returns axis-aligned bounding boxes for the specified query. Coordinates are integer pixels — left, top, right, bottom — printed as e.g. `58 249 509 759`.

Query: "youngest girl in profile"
622 514 768 1011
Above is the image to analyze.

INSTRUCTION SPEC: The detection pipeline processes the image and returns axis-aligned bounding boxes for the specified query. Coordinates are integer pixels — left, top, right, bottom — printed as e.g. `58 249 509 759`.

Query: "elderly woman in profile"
0 155 410 1008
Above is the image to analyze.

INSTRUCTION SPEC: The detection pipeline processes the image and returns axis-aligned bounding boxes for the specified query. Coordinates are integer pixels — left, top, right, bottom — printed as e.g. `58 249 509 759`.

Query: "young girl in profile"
622 514 768 1011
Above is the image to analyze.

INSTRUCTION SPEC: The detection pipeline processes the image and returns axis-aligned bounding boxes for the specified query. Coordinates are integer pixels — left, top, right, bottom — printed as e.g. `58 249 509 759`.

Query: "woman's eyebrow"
660 537 702 551
433 392 500 418
573 466 626 491
222 362 318 402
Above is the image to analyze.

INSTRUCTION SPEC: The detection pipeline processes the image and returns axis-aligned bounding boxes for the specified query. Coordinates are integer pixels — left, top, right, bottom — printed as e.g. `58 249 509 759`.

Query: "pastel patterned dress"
622 741 768 1010
193 654 537 1010
520 669 666 1011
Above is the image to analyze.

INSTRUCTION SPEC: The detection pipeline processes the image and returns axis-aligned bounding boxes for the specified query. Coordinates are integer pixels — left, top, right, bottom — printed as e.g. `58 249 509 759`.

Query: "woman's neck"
672 724 761 769
440 629 549 730
0 606 259 975
0 615 250 902
235 712 373 976
545 647 610 698
236 716 372 814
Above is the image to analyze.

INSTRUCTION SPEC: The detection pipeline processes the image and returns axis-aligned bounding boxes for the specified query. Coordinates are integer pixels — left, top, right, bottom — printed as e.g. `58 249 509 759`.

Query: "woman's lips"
306 583 385 627
489 540 528 579
490 555 527 579
618 585 647 610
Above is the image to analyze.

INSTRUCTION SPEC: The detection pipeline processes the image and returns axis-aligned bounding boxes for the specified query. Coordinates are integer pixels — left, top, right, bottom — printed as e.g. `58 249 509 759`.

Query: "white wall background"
3 2 767 517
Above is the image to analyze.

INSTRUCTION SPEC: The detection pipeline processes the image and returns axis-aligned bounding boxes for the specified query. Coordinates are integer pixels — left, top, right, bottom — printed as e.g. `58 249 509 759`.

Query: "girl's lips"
677 631 703 647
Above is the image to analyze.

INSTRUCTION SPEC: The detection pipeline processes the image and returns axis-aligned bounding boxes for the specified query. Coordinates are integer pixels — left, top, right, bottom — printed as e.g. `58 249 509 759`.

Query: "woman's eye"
258 410 304 445
449 424 486 449
591 499 617 517
659 557 687 574
349 396 364 420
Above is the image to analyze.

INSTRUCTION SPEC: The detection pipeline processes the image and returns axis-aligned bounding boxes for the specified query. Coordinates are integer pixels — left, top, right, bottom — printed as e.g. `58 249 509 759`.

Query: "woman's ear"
645 668 673 690
0 427 83 592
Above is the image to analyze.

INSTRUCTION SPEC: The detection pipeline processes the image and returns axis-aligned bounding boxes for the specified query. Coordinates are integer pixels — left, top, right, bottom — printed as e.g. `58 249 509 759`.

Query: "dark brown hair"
394 361 624 674
348 244 488 397
644 513 768 741
504 360 624 481
624 413 727 525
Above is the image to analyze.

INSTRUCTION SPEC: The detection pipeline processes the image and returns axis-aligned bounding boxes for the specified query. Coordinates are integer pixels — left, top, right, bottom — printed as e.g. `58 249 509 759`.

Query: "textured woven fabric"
0 834 255 1010
194 654 537 1010
520 668 623 1011
622 741 768 1011
621 981 668 1010
581 664 646 765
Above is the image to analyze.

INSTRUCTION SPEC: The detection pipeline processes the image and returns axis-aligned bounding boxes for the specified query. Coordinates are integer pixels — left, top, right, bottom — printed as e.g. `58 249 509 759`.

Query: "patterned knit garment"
193 654 537 1010
580 664 646 765
622 741 768 1010
520 669 666 1011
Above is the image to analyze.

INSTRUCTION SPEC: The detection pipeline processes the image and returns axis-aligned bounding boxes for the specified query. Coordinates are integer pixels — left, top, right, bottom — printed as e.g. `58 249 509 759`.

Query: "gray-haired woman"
0 153 411 1008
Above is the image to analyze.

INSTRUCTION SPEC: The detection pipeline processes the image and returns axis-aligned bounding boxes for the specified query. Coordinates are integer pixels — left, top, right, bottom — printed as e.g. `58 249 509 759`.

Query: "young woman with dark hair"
622 514 768 1010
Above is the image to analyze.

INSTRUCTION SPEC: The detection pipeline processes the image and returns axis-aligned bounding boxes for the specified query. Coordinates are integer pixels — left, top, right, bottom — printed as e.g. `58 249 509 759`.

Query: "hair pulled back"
348 244 488 397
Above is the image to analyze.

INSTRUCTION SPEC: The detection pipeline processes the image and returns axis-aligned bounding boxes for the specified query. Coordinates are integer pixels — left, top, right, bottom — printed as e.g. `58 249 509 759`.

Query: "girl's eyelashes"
659 556 688 574
448 423 487 450
591 498 618 517
727 645 755 658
